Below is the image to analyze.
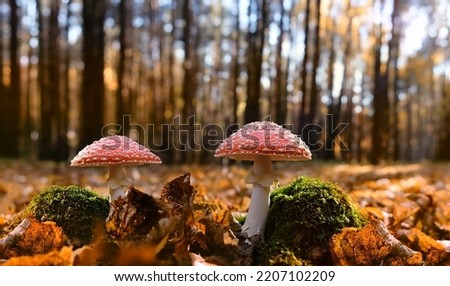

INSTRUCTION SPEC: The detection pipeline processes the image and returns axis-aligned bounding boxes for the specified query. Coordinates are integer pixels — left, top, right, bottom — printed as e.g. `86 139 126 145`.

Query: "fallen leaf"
0 218 66 259
72 238 119 266
397 228 450 265
391 199 420 227
434 200 450 232
330 215 423 266
114 233 169 266
0 246 73 266
159 174 206 263
161 173 196 217
106 186 167 240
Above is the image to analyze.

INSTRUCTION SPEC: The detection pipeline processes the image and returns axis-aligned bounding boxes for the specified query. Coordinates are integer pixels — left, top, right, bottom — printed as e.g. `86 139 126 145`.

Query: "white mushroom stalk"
106 164 132 201
242 155 274 237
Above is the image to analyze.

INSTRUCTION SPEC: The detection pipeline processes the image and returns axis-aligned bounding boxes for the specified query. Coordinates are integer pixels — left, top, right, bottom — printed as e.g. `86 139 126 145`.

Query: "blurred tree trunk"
297 0 311 135
392 52 400 161
0 9 4 147
308 0 321 125
116 0 132 135
181 0 196 162
436 8 450 160
168 4 176 120
147 1 157 127
296 0 311 138
9 0 21 156
324 1 351 160
387 0 401 161
370 1 389 164
273 0 287 125
80 0 106 149
244 0 267 124
38 0 67 161
436 76 450 160
300 0 321 149
227 0 240 135
55 1 69 161
37 0 49 159
48 0 64 160
24 39 35 160
323 0 336 160
201 3 221 163
343 87 354 161
62 0 72 159
0 0 21 157
156 2 177 164
356 97 365 163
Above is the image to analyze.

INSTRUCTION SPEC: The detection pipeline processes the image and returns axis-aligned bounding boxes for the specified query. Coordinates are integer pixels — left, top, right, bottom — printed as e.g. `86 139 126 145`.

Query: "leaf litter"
0 161 450 265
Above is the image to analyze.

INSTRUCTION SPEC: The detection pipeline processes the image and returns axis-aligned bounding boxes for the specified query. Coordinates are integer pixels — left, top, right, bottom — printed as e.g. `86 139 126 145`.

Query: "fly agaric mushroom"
71 135 162 201
215 121 311 238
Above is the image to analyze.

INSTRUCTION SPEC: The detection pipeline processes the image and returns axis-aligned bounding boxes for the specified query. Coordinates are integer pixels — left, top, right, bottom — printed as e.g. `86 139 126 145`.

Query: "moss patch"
26 185 110 247
258 176 366 265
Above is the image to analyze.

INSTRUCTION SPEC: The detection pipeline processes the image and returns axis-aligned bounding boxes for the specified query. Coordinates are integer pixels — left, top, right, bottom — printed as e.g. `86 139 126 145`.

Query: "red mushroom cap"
214 121 312 161
71 135 162 166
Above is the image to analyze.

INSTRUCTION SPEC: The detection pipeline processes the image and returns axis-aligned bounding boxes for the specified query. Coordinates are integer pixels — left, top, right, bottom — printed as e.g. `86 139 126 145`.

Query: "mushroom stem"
241 183 270 237
106 165 131 201
242 155 274 237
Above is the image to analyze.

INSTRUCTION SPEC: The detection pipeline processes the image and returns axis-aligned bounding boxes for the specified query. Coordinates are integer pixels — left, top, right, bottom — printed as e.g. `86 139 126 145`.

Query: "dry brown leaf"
0 246 73 266
106 186 167 240
114 233 169 265
161 173 196 217
72 238 119 266
391 199 421 227
0 216 7 226
434 200 450 232
361 206 386 221
330 215 423 266
159 174 207 263
397 228 450 265
2 161 450 265
0 218 66 259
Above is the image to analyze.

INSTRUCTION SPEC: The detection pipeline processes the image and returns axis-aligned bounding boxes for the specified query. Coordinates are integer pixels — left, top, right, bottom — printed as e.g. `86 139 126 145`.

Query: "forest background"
0 0 449 164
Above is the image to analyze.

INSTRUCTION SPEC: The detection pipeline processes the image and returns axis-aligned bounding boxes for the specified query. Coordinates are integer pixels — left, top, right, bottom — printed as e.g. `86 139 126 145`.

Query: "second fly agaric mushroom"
71 135 162 201
215 121 311 238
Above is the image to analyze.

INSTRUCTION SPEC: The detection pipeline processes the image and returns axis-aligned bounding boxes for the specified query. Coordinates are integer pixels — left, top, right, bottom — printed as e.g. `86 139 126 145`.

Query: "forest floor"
1 160 450 265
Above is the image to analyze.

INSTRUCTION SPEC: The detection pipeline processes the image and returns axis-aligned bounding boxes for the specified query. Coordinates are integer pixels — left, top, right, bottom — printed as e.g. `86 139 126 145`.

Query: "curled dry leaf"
161 173 196 217
159 174 207 263
330 215 423 266
397 228 450 266
193 201 247 265
0 218 66 259
106 186 167 240
158 173 247 265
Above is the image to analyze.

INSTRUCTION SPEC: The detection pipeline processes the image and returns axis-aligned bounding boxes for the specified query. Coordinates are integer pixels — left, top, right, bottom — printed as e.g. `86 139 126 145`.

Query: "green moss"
258 176 366 265
26 185 110 246
234 213 247 225
264 246 311 266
